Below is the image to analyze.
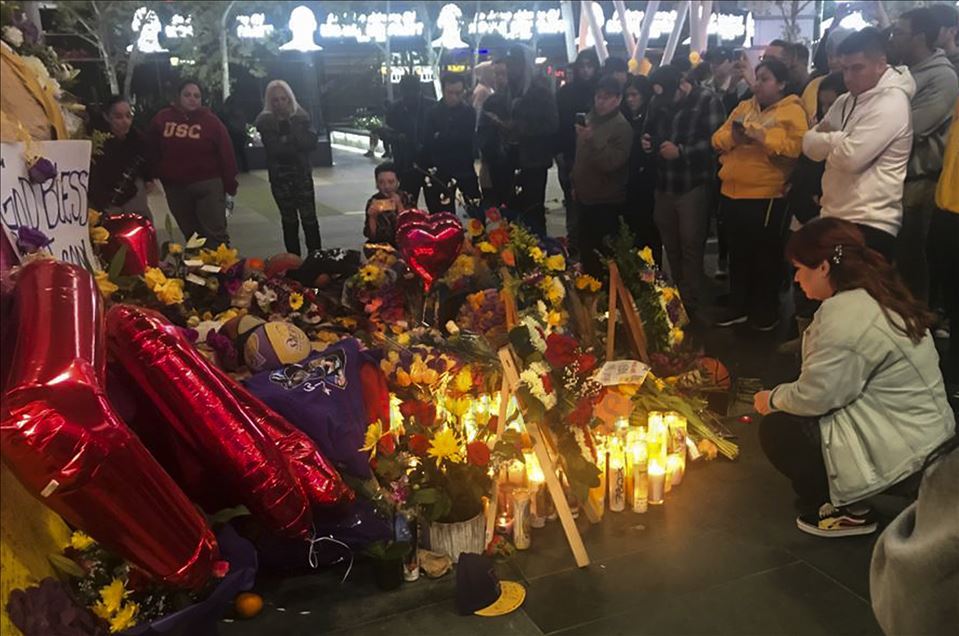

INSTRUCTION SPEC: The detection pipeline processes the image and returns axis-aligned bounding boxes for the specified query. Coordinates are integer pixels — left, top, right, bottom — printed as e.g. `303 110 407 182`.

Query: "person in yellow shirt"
712 58 809 330
931 98 959 387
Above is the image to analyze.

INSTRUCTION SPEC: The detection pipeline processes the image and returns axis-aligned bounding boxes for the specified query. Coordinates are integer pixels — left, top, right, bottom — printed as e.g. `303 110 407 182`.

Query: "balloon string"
307 528 353 584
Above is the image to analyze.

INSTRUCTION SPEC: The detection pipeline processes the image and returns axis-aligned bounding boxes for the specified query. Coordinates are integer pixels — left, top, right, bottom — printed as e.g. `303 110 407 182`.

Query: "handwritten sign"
0 140 98 268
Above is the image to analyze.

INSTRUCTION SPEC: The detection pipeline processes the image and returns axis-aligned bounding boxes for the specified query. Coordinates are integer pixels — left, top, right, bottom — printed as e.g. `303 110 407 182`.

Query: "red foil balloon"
106 304 312 538
0 229 20 392
224 373 354 510
0 260 217 589
395 211 464 292
100 213 159 275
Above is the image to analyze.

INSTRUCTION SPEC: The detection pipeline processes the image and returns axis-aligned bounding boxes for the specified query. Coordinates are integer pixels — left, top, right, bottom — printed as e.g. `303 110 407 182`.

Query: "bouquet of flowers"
607 220 688 354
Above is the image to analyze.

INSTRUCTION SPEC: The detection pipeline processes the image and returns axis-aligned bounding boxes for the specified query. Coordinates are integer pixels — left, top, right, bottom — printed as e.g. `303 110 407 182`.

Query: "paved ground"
176 146 901 635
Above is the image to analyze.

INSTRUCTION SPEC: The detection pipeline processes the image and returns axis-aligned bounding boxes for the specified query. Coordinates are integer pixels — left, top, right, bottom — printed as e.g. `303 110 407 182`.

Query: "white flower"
2 26 24 48
20 55 62 98
254 287 277 312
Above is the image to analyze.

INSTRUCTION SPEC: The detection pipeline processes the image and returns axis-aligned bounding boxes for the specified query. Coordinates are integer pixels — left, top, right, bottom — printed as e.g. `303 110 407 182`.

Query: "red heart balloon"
101 213 159 275
396 209 430 231
396 213 464 292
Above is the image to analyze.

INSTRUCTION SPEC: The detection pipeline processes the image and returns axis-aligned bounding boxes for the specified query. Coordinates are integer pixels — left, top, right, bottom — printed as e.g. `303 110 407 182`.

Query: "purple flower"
15 226 52 254
177 327 199 343
27 158 57 184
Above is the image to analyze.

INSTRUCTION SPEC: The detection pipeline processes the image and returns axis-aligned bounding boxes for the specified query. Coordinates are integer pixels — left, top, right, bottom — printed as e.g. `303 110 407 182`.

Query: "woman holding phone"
711 58 808 331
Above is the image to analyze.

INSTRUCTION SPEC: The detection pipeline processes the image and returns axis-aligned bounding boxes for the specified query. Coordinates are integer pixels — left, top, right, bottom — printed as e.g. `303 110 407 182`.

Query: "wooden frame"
483 285 591 568
605 262 651 364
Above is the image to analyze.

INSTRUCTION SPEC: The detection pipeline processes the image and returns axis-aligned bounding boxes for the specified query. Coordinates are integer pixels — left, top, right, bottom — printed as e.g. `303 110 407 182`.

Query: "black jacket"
555 78 596 158
479 83 559 171
422 100 476 176
384 96 435 172
255 108 318 178
89 127 153 209
624 107 656 201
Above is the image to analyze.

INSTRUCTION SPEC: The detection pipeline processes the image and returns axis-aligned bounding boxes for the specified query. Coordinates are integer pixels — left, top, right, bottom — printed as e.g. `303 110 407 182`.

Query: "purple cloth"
244 338 372 478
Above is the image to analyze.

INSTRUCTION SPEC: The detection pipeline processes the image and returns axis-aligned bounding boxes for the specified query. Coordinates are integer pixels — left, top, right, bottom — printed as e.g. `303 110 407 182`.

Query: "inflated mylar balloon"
100 213 159 275
0 260 217 589
105 304 312 538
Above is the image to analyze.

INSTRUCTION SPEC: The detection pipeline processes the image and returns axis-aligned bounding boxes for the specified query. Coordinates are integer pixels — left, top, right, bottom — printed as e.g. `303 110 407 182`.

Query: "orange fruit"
234 592 264 619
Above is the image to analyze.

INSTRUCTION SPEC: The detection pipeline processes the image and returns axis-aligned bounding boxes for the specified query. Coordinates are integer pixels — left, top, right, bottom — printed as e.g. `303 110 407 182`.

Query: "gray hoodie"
907 50 959 179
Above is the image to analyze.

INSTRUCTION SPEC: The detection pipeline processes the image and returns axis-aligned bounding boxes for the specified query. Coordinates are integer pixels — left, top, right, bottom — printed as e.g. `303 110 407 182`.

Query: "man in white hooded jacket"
803 28 915 262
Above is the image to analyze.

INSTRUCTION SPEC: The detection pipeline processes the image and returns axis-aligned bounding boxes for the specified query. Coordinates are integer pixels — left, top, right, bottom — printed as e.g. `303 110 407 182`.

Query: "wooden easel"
605 262 651 364
483 284 591 568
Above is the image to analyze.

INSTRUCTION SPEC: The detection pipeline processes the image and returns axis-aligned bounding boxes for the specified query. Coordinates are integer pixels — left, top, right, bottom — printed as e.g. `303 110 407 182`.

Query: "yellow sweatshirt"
712 94 809 199
801 75 824 124
935 100 959 214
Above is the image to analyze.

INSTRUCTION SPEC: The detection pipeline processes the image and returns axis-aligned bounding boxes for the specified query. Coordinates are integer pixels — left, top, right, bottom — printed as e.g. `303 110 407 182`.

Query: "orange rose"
489 227 510 247
501 249 516 267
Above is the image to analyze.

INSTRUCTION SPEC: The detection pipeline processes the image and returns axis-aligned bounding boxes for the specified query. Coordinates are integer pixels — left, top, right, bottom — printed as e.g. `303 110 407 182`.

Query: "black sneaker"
796 503 877 538
715 311 748 327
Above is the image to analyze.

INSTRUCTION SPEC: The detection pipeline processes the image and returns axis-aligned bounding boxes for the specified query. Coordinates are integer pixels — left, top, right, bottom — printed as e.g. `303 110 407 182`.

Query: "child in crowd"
364 162 412 246
754 218 954 538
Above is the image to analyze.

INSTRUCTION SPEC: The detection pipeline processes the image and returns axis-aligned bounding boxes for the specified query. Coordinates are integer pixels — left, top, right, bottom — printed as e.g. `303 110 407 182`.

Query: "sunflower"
289 292 304 311
98 578 128 615
69 530 95 551
109 602 138 633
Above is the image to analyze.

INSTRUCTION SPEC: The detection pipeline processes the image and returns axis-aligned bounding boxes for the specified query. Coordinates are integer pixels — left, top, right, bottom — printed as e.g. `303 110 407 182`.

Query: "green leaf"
48 553 86 579
165 213 176 245
108 244 128 282
411 487 440 504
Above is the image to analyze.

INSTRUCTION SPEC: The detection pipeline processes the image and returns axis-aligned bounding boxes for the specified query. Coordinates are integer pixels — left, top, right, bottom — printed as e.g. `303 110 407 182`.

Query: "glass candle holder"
648 459 665 505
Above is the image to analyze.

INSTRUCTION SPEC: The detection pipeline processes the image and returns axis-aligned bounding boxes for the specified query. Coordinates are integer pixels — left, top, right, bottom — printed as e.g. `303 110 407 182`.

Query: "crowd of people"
81 7 959 628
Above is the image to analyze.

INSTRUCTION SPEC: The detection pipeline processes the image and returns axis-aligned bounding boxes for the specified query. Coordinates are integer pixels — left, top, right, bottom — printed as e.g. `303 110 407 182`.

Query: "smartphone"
575 112 587 127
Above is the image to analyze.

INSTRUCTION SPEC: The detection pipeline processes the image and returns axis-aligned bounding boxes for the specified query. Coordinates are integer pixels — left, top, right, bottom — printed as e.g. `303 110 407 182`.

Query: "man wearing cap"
643 65 726 314
571 75 633 277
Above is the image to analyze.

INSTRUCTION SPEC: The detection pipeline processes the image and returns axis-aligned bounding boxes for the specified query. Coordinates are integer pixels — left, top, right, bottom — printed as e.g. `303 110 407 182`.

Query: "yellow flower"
358 264 384 285
428 428 464 464
289 292 304 311
529 246 545 263
467 218 484 238
143 266 167 291
478 241 496 253
638 246 654 265
397 332 411 346
661 287 675 303
454 367 473 393
545 254 566 271
446 396 471 418
95 271 118 299
90 226 110 245
155 279 184 305
201 243 238 268
215 308 239 323
360 420 385 454
98 578 128 615
542 276 565 305
92 600 113 620
87 208 102 227
69 530 95 551
670 327 685 345
616 384 639 397
575 275 602 293
167 242 183 255
109 602 138 633
395 369 412 387
547 310 563 327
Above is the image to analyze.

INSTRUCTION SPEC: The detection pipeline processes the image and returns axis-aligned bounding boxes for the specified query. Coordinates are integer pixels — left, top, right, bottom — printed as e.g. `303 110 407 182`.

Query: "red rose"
486 208 503 223
212 560 230 578
400 400 436 427
409 434 430 457
541 373 553 395
577 353 598 374
545 333 578 367
377 434 396 456
568 398 593 427
467 441 491 467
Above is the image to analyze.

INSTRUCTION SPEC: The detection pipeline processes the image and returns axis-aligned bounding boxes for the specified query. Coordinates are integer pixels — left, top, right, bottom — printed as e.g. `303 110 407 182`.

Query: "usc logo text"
163 122 202 139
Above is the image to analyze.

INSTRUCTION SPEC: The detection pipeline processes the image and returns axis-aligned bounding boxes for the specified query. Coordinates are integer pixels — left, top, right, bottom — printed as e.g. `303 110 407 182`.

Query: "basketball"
221 314 265 346
264 253 303 279
243 321 311 372
698 357 731 390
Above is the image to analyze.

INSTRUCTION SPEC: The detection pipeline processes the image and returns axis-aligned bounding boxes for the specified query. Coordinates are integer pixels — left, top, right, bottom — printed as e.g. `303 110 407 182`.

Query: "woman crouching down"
753 217 955 538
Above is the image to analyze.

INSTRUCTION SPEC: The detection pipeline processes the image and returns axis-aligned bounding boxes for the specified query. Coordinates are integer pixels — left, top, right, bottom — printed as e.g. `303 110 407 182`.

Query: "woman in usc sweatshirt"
149 79 238 247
